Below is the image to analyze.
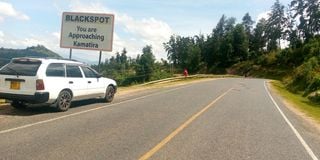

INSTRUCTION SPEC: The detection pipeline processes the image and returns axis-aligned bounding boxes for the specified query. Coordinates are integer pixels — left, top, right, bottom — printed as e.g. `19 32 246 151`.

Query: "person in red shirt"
183 68 188 77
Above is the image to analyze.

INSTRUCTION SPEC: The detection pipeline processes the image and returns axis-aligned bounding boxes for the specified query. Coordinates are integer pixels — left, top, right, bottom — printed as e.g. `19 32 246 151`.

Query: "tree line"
163 0 320 73
92 46 172 86
96 0 320 92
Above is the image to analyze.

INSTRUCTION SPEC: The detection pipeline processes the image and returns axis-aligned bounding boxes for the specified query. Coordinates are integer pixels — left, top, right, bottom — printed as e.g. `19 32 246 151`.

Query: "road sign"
60 12 114 51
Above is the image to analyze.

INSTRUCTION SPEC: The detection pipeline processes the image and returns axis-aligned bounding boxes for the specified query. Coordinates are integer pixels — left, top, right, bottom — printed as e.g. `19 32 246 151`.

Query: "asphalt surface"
0 78 319 160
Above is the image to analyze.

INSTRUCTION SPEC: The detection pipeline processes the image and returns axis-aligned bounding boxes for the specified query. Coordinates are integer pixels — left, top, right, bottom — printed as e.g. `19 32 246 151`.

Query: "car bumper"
0 92 49 104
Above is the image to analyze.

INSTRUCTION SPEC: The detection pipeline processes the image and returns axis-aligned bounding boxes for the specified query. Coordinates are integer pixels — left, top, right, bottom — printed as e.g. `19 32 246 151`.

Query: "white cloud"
0 2 30 21
256 11 270 21
0 1 173 63
67 1 173 59
116 14 173 59
0 30 4 43
0 30 65 57
69 1 108 13
52 32 60 39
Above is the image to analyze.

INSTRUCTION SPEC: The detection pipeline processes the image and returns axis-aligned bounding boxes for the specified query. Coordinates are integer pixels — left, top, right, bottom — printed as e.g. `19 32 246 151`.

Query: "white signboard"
60 12 114 51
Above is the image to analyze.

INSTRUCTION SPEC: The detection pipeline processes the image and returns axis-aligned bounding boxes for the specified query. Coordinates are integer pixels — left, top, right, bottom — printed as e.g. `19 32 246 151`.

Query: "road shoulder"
267 80 320 133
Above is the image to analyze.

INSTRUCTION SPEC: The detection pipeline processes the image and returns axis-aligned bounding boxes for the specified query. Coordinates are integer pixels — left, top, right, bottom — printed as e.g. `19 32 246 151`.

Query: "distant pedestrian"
183 68 188 78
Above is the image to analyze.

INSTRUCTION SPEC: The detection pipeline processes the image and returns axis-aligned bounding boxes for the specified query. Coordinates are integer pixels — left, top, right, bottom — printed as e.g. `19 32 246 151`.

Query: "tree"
284 7 302 48
290 0 320 40
164 35 205 73
210 15 236 67
242 13 255 52
115 52 121 64
305 0 320 37
213 15 227 38
186 45 202 73
252 18 268 57
164 35 179 66
120 48 127 64
232 24 249 62
219 17 237 67
136 45 155 81
242 13 255 35
266 0 287 51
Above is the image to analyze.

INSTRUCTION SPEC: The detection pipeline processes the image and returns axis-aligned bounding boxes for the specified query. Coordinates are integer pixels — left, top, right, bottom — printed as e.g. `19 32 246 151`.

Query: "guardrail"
138 74 237 86
0 99 6 104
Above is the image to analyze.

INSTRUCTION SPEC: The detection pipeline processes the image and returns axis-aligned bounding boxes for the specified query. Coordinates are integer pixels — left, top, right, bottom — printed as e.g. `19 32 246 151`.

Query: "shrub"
307 90 320 103
256 51 279 66
286 57 320 95
229 61 254 76
303 38 320 60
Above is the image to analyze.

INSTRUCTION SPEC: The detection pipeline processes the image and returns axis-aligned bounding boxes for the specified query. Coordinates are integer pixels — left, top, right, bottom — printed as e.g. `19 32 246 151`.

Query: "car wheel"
104 86 115 102
55 90 72 112
11 101 27 109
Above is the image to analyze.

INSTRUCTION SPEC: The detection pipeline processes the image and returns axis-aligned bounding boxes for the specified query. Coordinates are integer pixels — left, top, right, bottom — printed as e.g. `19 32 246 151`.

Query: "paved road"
0 78 320 160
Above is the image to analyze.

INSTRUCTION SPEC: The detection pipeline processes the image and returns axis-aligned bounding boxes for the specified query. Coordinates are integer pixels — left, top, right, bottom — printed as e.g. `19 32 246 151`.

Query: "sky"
0 0 292 63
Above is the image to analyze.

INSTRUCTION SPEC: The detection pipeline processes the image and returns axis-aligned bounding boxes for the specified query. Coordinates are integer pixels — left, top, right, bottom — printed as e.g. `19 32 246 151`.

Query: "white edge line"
264 81 319 160
0 85 190 135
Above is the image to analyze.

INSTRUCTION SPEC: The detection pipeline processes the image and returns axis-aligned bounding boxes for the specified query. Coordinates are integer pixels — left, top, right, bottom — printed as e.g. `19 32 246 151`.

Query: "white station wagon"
0 57 117 111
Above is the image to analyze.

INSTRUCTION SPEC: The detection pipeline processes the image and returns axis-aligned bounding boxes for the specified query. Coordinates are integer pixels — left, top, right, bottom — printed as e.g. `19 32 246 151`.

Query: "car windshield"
0 59 41 76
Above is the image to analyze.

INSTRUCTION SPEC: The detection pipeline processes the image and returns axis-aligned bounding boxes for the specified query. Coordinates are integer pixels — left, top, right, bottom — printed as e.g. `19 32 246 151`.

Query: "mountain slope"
0 45 62 67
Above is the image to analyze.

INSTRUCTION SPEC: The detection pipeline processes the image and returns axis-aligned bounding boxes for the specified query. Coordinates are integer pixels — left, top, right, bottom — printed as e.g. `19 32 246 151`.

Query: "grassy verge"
270 80 320 123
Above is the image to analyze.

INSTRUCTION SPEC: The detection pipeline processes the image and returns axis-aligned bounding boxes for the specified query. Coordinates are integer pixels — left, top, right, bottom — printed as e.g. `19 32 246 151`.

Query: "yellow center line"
139 88 234 160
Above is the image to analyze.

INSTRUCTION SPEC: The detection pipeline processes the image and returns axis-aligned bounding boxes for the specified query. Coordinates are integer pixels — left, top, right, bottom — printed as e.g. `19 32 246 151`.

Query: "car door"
80 66 105 96
45 63 69 99
66 64 87 98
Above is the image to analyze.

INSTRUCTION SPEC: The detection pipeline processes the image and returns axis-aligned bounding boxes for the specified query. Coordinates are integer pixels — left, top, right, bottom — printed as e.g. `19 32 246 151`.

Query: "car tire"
104 86 115 103
55 90 72 112
11 101 27 109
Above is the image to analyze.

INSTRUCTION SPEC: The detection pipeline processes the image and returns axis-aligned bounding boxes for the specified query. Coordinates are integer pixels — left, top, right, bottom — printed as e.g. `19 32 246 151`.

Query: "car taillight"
36 79 45 90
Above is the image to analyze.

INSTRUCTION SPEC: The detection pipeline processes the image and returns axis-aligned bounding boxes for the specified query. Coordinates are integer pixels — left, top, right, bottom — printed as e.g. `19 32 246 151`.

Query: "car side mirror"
97 74 102 78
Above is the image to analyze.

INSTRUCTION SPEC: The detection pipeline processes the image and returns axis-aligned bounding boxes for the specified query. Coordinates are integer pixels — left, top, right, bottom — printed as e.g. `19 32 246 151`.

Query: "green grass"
270 80 320 123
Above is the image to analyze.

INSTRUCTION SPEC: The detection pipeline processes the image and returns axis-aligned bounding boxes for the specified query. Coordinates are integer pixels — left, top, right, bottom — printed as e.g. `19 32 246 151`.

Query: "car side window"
66 65 83 78
81 66 98 78
46 63 65 77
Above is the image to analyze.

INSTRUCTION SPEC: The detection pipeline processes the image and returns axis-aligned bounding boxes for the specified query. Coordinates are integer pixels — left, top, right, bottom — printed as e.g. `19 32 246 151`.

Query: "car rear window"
0 59 41 76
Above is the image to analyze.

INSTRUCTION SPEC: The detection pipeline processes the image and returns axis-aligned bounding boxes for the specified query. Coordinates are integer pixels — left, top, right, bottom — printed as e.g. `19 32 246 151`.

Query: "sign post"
69 48 72 59
60 12 114 67
98 51 102 72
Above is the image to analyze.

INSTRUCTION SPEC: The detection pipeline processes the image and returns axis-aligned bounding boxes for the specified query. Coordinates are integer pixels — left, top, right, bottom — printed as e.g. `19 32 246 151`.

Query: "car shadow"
0 98 105 116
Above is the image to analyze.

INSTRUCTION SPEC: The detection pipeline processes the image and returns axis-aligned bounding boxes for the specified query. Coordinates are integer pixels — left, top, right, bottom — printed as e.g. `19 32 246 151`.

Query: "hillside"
0 45 62 67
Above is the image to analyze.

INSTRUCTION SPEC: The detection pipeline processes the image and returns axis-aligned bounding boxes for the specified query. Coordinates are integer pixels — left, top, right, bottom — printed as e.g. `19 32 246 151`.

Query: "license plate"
10 81 20 90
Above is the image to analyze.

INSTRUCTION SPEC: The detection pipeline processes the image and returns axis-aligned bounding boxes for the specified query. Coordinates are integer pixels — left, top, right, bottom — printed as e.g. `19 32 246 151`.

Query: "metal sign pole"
69 48 72 59
98 50 102 72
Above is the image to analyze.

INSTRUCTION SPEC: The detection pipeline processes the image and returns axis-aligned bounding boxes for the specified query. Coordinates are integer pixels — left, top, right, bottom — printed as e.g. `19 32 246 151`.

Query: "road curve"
0 78 319 160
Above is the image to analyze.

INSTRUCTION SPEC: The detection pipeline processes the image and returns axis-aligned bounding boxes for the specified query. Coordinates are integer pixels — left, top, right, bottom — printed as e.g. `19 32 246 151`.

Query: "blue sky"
0 0 292 63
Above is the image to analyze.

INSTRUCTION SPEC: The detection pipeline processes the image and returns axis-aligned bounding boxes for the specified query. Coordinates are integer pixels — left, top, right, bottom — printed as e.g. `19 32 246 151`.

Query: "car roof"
12 57 84 65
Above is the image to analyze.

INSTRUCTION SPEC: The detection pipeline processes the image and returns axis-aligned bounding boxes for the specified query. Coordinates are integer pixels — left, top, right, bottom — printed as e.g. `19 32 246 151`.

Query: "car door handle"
69 81 73 84
88 81 91 84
